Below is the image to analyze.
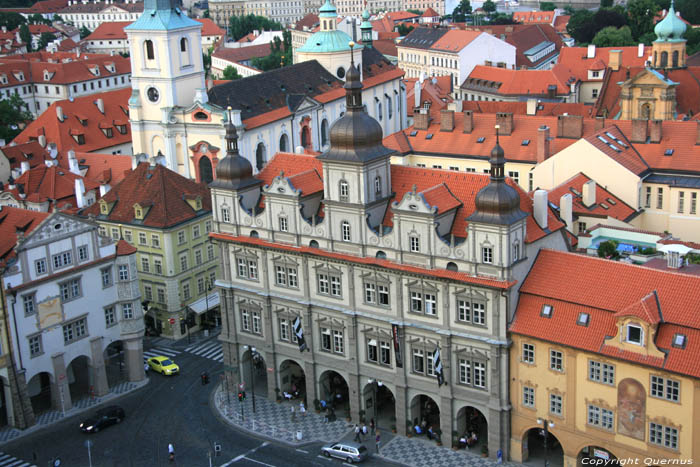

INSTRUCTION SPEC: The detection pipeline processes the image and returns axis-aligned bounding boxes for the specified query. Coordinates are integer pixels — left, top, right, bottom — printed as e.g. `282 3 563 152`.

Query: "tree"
37 32 56 50
482 0 496 14
489 13 517 24
397 23 414 36
19 23 31 51
228 14 283 41
452 0 472 22
567 8 627 44
627 0 658 41
600 0 613 7
0 12 26 31
222 65 241 80
685 26 700 55
597 240 620 260
0 94 33 142
540 2 556 11
203 9 210 18
675 0 700 24
593 25 636 46
202 51 211 76
28 13 51 25
407 9 423 15
79 25 91 39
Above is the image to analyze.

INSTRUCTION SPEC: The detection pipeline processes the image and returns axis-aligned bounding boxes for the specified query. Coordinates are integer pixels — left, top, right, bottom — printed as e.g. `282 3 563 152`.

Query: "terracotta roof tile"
615 291 662 325
116 238 137 255
422 7 439 17
430 30 480 52
0 141 49 170
212 43 271 63
512 11 556 23
464 65 569 96
547 172 636 221
293 13 319 31
420 183 461 213
84 21 131 40
287 169 323 196
460 101 592 117
584 125 648 175
656 325 700 378
0 206 48 266
557 45 652 82
553 15 570 34
195 18 225 37
10 164 99 206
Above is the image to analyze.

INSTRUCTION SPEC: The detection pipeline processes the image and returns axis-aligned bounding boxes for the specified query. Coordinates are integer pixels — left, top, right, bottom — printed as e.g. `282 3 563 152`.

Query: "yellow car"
147 356 180 375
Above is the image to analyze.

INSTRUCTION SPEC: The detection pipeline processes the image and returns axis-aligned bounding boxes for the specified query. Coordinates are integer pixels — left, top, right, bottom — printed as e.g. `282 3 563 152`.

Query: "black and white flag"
433 347 444 386
293 317 307 352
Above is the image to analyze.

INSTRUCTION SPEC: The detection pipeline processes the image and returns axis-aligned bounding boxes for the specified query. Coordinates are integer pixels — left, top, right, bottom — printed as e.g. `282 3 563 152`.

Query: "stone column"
564 453 577 467
88 337 109 397
394 384 407 436
264 349 276 400
2 375 14 427
7 367 35 429
51 353 72 412
439 395 452 448
123 336 145 382
488 407 504 460
348 372 360 422
304 360 316 406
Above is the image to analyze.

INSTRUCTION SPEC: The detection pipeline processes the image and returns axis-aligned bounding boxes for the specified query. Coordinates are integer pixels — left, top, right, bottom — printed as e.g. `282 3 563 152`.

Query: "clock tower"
125 0 207 171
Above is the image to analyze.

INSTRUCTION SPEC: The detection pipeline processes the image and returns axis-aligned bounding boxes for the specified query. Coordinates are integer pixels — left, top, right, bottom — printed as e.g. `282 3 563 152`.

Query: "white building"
1 208 144 421
58 0 145 31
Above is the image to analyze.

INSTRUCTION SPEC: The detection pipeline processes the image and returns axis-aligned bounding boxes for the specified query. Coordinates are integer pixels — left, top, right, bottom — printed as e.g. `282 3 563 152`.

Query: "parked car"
147 356 180 375
321 442 368 463
79 406 125 433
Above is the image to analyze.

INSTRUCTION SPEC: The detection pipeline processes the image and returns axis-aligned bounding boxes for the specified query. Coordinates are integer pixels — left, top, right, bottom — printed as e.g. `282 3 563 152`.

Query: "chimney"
594 117 605 131
462 110 473 133
20 161 30 174
630 118 648 143
526 98 537 116
496 112 513 135
533 190 548 230
667 251 682 269
56 105 64 122
582 179 596 207
68 150 80 175
38 134 46 147
638 43 644 58
414 79 421 109
74 178 86 208
649 119 662 143
414 109 430 130
537 125 550 163
557 114 583 139
587 44 596 59
95 98 104 114
99 183 110 196
559 193 573 231
440 110 454 132
609 50 622 71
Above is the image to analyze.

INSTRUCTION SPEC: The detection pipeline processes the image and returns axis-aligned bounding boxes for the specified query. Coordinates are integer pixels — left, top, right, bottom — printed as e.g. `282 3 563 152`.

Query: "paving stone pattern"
379 435 520 467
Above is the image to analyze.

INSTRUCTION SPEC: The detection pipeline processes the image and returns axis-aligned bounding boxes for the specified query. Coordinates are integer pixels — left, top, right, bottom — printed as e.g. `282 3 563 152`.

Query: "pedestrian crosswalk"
184 340 223 363
143 347 180 363
0 452 36 467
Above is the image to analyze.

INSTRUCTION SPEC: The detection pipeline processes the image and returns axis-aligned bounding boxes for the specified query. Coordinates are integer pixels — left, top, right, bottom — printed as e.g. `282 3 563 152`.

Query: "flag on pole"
293 317 307 352
433 347 444 386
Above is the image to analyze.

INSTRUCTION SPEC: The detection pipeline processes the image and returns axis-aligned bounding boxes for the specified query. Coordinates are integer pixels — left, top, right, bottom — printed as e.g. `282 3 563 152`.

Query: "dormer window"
410 235 420 253
102 127 113 138
577 312 590 327
339 180 349 201
672 333 686 349
134 204 144 219
541 304 553 318
116 124 127 134
99 200 109 215
625 324 643 345
0 74 6 84
43 70 51 80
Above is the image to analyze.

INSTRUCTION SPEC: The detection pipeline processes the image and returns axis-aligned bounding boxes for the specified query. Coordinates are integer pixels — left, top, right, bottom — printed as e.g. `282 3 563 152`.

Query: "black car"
79 406 125 433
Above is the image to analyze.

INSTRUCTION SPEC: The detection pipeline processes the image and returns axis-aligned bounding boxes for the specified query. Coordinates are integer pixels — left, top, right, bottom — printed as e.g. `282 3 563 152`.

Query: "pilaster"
51 353 72 412
89 337 109 397
123 336 145 382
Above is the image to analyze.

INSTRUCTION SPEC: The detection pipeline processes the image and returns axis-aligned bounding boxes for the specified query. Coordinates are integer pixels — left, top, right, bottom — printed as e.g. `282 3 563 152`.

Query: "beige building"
209 0 245 29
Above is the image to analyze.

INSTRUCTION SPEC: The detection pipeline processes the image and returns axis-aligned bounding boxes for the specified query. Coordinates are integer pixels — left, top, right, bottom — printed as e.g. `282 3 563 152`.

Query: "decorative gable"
602 291 666 360
392 184 437 215
265 171 303 197
20 212 92 249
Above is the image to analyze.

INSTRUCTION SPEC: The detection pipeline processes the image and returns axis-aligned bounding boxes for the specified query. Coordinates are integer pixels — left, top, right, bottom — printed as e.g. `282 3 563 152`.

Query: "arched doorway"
27 372 52 414
409 394 440 437
279 133 289 152
319 370 349 415
456 406 488 450
241 347 267 397
641 103 652 120
279 359 305 401
362 381 395 430
104 340 126 388
255 143 266 171
67 355 91 402
199 156 213 184
521 427 564 467
577 446 616 466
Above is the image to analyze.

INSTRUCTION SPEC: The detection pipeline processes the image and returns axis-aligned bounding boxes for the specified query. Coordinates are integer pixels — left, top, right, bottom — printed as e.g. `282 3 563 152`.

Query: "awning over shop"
188 291 220 315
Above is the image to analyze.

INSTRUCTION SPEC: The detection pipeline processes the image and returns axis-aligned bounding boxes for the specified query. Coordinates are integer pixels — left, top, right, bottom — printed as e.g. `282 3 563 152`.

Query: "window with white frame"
59 278 81 302
279 216 289 232
650 375 680 402
588 360 615 385
649 422 678 449
151 234 160 248
29 334 42 357
205 220 212 233
194 249 202 265
139 232 147 245
182 282 191 300
549 393 562 415
587 405 614 430
118 264 129 281
482 246 493 264
412 348 425 374
523 386 535 407
237 256 259 280
374 176 381 194
52 251 73 269
409 235 420 253
177 230 186 245
457 298 486 325
380 340 391 365
122 303 133 319
458 358 487 389
410 290 437 316
339 180 349 201
278 317 299 343
512 241 520 262
77 245 89 262
507 171 519 184
550 349 563 371
240 307 262 335
141 257 150 273
522 343 535 364
101 267 112 287
341 221 351 241
363 280 390 307
35 258 47 275
179 254 188 272
157 287 166 303
321 327 332 351
207 244 215 261
221 206 231 223
144 285 153 301
154 258 163 274
22 294 36 315
63 317 87 344
626 323 643 345
317 270 341 297
192 224 201 238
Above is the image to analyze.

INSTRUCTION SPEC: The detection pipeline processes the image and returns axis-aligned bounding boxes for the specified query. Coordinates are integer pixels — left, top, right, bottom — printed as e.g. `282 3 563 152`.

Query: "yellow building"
509 249 700 465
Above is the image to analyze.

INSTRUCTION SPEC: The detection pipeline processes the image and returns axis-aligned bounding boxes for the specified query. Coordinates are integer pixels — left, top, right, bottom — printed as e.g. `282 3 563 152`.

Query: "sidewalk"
0 378 149 445
211 382 522 467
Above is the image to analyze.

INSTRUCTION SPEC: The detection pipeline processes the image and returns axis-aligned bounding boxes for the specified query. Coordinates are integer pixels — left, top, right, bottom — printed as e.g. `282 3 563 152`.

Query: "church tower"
317 43 394 249
651 0 687 69
125 0 206 170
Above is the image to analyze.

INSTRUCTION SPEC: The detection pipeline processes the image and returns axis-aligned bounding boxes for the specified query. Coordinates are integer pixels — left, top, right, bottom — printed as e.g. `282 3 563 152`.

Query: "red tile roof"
69 152 132 185
420 183 461 213
405 76 452 116
465 65 570 96
257 152 564 243
212 44 271 63
293 13 319 31
116 239 137 256
287 169 323 196
196 18 225 37
81 162 211 229
211 232 516 290
512 10 556 24
385 11 420 21
584 125 648 175
430 30 481 53
460 101 592 117
511 249 700 378
0 206 48 267
10 163 100 207
371 39 398 58
13 88 131 153
556 45 652 82
28 0 68 14
553 15 570 34
84 21 131 41
547 173 637 221
0 141 49 171
422 7 439 17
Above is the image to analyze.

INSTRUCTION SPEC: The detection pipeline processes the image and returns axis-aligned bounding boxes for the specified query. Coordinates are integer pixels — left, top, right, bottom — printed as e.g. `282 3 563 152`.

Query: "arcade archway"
67 355 91 402
279 359 305 401
104 340 126 388
362 381 395 430
522 427 564 467
27 372 52 414
409 394 440 436
241 347 267 397
456 405 488 449
577 446 616 466
319 370 349 414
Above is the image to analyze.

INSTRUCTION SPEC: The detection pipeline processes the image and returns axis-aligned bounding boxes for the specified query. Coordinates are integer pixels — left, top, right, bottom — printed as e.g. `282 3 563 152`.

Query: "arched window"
279 133 289 152
377 102 382 121
310 240 319 248
387 96 392 119
339 180 349 201
641 103 652 120
341 221 351 242
660 51 668 68
376 250 387 259
144 40 154 60
180 37 187 52
374 175 381 194
198 156 213 184
446 262 458 272
301 126 310 148
255 142 266 171
672 50 679 68
321 119 329 147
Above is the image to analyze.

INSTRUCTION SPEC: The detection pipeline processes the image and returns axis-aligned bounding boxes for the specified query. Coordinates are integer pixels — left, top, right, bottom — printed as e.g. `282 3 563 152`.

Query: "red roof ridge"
116 239 137 256
615 290 662 324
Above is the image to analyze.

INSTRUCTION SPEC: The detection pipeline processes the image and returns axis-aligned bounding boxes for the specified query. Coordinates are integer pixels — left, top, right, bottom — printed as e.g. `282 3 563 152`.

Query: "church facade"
125 0 405 183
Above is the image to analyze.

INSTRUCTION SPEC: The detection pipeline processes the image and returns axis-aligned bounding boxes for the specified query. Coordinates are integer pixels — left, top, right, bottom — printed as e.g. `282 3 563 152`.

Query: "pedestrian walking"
354 424 361 442
361 423 368 440
168 443 175 462
370 418 375 435
291 405 296 422
299 402 306 417
375 431 381 454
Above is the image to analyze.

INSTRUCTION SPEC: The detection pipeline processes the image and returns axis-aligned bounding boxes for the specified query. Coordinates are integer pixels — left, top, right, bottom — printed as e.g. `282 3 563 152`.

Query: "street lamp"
536 418 555 467
243 345 259 413
367 379 383 423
